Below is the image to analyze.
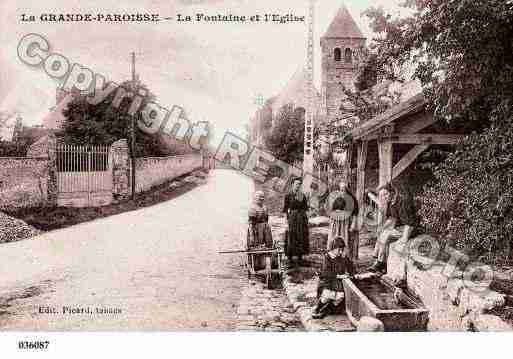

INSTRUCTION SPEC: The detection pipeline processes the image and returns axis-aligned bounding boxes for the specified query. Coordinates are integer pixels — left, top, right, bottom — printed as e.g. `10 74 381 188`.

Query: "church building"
254 4 367 128
320 4 366 126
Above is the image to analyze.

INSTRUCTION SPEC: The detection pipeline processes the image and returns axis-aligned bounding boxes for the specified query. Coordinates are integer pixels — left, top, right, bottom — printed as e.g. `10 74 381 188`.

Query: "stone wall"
0 134 58 209
135 154 202 193
387 235 512 331
1 136 204 208
0 157 50 209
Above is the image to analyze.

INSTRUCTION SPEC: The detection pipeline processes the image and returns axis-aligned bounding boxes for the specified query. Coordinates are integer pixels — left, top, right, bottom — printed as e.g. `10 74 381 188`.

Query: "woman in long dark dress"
283 178 310 266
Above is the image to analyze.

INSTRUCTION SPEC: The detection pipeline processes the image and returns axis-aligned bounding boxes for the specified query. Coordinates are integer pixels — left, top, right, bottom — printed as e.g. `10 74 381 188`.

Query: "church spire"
323 3 365 39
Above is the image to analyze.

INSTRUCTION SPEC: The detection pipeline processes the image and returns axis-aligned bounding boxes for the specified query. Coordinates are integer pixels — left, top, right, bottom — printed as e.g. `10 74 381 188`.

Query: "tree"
363 0 513 131
0 111 30 156
363 0 513 263
264 104 305 165
60 80 192 157
354 53 379 92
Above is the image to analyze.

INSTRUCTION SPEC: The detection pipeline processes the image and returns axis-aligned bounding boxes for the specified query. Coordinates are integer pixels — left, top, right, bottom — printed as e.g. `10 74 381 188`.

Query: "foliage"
418 109 513 263
0 140 31 157
327 81 401 152
363 0 513 263
60 80 193 157
341 83 401 124
264 104 305 165
364 0 513 130
354 53 379 92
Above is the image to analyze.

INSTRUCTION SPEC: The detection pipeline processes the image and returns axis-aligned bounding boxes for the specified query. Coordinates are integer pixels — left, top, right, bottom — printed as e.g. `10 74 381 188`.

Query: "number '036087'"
18 341 50 350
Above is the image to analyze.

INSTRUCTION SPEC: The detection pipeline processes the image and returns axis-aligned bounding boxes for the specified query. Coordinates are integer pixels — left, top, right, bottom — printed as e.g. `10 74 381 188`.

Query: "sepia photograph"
1 0 512 356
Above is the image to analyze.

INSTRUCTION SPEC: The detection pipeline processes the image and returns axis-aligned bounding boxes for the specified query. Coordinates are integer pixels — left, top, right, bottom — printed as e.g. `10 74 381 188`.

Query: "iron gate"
55 144 113 207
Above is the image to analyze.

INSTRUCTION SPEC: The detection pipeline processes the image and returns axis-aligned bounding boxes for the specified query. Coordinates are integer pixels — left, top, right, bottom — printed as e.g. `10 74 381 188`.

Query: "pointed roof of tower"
323 4 365 39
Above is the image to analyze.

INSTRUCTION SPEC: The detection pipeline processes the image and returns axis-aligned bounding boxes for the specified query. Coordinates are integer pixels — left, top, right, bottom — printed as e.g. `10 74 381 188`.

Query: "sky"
0 0 405 143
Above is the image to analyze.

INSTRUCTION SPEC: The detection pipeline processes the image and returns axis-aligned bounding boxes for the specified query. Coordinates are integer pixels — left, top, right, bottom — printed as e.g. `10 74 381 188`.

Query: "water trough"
343 274 429 331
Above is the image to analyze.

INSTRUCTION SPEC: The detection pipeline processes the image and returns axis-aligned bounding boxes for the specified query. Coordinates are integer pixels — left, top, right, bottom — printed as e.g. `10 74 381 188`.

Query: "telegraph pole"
130 52 136 200
303 0 315 194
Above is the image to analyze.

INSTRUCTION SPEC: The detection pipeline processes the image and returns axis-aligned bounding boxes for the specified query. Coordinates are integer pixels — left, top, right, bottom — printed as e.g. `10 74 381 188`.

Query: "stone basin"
342 274 429 331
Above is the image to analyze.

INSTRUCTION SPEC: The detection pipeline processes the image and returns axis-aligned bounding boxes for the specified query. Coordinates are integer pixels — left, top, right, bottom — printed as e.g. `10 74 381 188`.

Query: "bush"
418 111 513 264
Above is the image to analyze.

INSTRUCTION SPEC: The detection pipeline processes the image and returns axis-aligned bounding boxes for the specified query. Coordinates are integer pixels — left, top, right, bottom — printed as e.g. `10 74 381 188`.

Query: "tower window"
334 48 341 62
345 48 352 63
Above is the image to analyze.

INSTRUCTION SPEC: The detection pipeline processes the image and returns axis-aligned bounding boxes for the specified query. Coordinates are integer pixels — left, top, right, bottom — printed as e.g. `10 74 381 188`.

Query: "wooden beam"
397 111 437 134
390 134 463 145
392 144 430 181
350 93 426 140
364 133 464 145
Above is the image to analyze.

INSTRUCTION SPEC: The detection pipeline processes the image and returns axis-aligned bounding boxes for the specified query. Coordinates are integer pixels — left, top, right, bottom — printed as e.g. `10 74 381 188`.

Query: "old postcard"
1 0 513 355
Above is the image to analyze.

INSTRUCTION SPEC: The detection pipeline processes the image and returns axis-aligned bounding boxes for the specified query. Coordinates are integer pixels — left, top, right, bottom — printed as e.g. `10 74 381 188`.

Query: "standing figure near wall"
246 191 274 271
283 178 310 268
247 191 273 249
327 179 359 261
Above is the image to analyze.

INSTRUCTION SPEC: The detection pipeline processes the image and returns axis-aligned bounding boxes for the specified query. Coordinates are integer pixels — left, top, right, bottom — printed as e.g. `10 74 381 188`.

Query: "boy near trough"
312 236 355 319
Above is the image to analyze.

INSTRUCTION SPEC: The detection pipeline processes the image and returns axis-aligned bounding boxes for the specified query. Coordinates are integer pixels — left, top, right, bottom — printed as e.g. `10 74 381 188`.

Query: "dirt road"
0 170 253 330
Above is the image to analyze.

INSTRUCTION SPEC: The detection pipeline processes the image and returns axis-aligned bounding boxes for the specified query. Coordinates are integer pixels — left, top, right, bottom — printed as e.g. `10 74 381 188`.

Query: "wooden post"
344 144 353 185
378 139 393 226
356 140 368 229
352 141 368 261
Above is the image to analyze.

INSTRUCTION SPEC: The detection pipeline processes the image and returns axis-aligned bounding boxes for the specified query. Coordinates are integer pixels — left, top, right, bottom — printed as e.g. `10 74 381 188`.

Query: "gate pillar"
109 139 131 202
27 134 58 207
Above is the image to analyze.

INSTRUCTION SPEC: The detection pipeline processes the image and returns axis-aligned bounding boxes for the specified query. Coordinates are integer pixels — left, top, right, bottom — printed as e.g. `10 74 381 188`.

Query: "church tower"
321 4 366 125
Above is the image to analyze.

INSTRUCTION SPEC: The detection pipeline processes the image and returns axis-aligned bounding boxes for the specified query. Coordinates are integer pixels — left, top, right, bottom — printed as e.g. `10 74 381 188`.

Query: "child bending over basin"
312 237 355 319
